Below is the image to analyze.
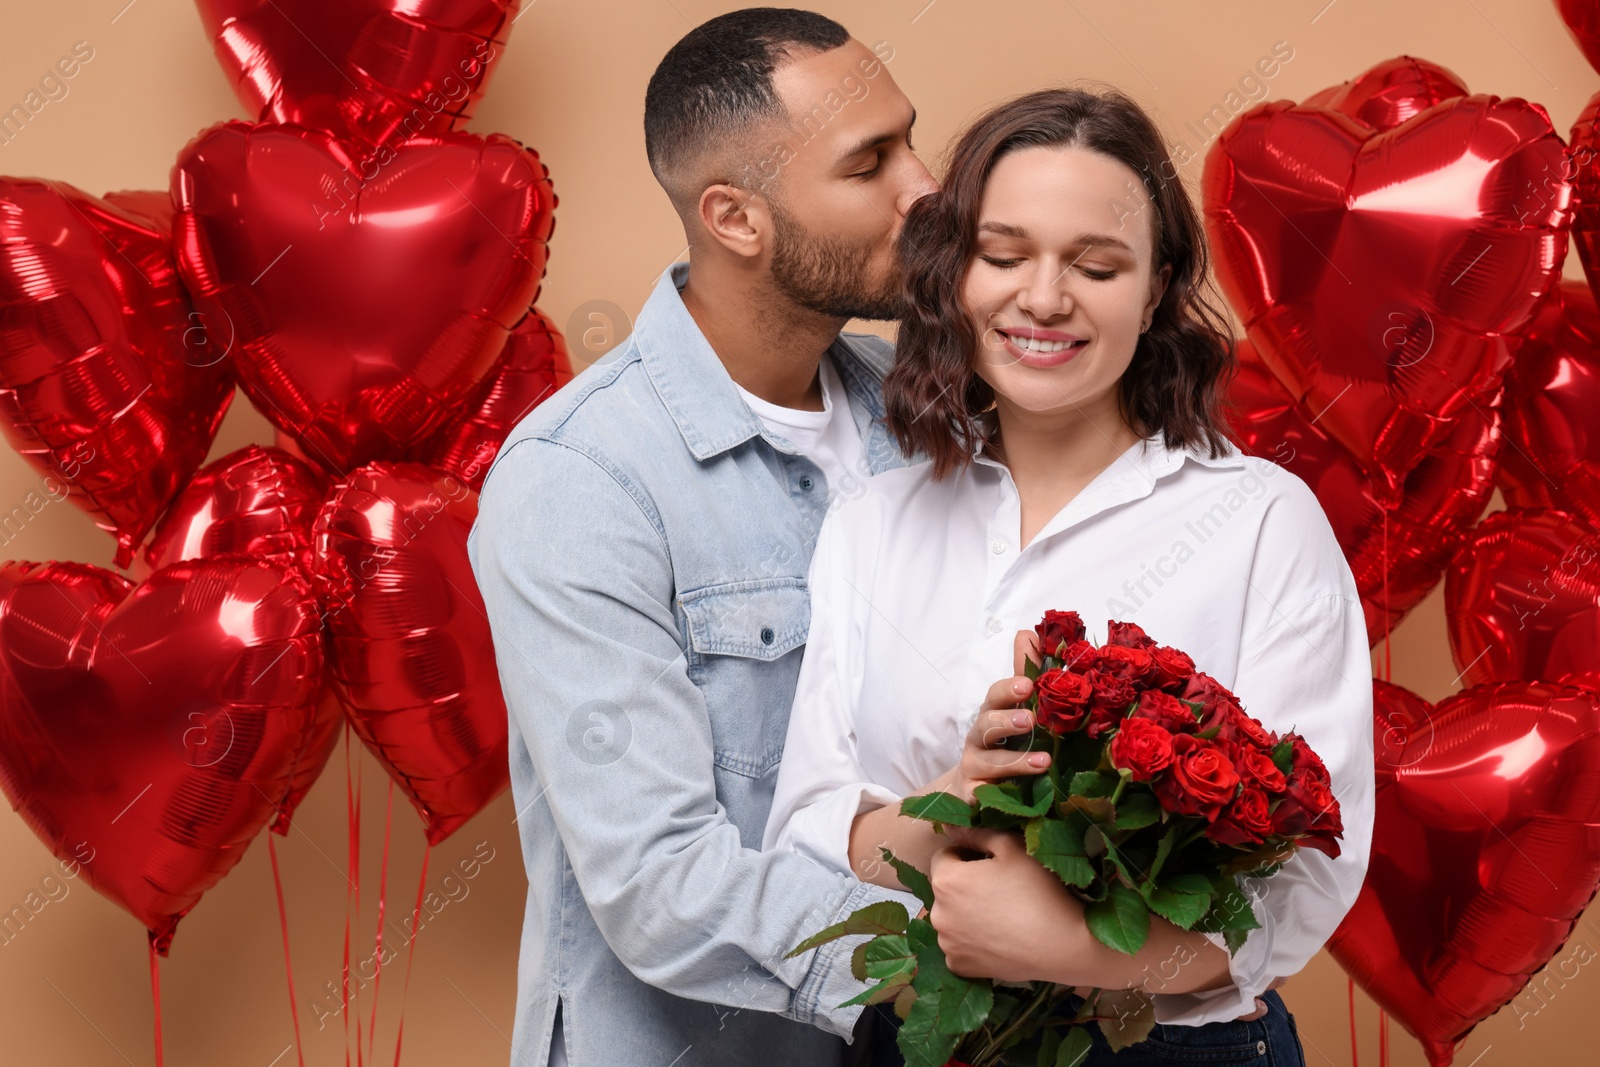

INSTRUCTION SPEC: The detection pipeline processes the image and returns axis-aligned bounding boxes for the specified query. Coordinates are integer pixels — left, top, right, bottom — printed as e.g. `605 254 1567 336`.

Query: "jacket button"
799 477 813 491
1256 1040 1266 1054
760 627 775 645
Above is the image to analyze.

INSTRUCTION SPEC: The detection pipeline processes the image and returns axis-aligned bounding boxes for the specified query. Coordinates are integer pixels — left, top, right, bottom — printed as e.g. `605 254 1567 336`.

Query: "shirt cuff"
790 879 924 1040
1148 913 1271 1025
782 783 904 878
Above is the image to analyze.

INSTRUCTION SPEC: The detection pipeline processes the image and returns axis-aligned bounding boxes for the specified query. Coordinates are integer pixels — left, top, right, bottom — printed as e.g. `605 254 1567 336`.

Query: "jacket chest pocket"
679 578 810 778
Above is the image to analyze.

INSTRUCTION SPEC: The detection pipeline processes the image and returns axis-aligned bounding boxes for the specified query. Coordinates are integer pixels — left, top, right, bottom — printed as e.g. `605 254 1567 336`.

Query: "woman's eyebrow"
976 222 1135 253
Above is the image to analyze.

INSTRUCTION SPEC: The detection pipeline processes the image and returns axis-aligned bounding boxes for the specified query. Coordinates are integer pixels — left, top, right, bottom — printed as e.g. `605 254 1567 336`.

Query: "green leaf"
1062 795 1117 825
1112 790 1160 830
897 988 960 1067
906 917 938 954
1271 739 1294 776
840 970 912 1007
1025 655 1042 681
975 781 1054 817
1057 1025 1094 1067
1224 927 1253 954
851 941 868 981
1145 874 1213 930
880 847 935 911
900 791 975 827
1195 877 1261 934
785 900 909 957
936 969 995 1034
1145 823 1181 886
1069 770 1118 797
1025 817 1095 887
1086 884 1150 956
1037 1026 1062 1067
863 934 917 980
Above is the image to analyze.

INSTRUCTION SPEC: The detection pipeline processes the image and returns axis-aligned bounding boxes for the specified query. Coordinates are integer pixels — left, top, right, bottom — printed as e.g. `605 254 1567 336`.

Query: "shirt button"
760 627 775 645
799 477 813 491
986 617 1003 634
990 539 1005 554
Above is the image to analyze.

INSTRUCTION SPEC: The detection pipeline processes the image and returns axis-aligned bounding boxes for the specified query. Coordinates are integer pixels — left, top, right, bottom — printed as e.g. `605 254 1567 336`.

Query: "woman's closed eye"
979 254 1119 280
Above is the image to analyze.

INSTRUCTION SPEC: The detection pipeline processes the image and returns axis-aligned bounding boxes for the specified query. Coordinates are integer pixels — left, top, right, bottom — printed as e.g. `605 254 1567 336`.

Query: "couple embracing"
467 8 1374 1067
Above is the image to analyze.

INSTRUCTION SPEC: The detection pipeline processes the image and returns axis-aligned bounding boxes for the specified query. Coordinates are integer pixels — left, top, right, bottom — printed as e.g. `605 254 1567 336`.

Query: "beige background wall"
0 1 1594 1064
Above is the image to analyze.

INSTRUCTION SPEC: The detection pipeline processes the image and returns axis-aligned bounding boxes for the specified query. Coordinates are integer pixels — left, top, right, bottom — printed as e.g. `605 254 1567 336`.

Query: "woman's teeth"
1007 333 1078 353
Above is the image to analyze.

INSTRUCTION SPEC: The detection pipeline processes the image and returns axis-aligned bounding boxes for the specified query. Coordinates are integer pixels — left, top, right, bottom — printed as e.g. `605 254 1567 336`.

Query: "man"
468 10 1004 1067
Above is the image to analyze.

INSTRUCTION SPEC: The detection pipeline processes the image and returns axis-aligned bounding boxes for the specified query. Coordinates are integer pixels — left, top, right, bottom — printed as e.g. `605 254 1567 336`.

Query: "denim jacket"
467 262 923 1067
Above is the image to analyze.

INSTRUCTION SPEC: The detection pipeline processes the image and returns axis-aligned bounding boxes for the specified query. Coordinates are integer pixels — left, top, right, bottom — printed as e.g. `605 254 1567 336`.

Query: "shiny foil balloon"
1329 679 1600 1066
172 121 555 475
1204 66 1570 506
1497 282 1600 529
0 180 234 568
1301 55 1468 129
141 444 341 832
1557 0 1600 75
1445 508 1600 693
195 0 522 151
412 308 572 491
310 463 507 844
1567 95 1600 309
1226 340 1498 646
0 557 325 953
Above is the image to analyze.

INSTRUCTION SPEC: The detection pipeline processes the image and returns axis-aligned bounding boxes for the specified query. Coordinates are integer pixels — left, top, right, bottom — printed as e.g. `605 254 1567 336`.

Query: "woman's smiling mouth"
997 326 1088 367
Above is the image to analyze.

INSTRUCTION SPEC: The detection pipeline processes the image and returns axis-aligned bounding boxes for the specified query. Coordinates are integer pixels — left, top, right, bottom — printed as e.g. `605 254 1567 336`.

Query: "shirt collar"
972 431 1247 481
633 261 893 462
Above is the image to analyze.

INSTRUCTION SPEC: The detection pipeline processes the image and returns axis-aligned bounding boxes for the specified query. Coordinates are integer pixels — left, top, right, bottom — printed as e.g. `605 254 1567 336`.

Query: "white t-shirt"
734 351 868 510
761 434 1376 1028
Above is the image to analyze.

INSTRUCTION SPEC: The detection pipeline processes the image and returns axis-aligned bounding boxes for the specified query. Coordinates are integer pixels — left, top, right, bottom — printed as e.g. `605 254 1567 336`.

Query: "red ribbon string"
268 833 307 1067
148 937 164 1067
392 843 433 1067
1348 976 1360 1067
367 778 395 1058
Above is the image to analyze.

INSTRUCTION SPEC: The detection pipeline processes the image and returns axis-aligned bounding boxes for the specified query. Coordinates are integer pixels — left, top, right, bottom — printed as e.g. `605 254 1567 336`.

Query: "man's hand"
946 632 1051 803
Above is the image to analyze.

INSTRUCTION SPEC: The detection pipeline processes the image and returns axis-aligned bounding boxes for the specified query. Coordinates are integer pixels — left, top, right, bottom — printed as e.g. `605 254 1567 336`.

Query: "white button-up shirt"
762 433 1375 1026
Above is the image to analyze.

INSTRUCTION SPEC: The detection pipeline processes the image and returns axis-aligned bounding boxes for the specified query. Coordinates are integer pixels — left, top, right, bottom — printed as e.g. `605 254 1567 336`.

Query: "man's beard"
768 197 904 322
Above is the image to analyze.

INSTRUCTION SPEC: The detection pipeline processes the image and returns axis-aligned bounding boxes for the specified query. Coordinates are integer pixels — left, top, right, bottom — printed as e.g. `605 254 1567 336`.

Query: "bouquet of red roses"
788 609 1343 1067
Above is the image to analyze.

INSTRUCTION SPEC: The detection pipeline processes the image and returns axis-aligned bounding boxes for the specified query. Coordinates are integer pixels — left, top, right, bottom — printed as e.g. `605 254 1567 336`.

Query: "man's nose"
897 160 939 216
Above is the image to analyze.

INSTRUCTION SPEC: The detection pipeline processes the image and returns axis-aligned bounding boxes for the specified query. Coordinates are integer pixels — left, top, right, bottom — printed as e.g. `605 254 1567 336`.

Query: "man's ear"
697 183 768 259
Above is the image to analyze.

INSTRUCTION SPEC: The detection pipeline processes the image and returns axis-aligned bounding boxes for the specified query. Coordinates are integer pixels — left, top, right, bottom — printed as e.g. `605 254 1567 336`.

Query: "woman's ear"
1142 262 1172 331
697 184 766 259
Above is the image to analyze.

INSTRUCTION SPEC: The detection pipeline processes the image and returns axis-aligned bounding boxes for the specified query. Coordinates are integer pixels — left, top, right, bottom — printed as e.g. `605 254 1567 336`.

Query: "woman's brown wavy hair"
882 87 1236 479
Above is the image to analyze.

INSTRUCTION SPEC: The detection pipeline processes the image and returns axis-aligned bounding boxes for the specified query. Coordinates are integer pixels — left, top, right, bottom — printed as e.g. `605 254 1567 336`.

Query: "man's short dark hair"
644 8 849 210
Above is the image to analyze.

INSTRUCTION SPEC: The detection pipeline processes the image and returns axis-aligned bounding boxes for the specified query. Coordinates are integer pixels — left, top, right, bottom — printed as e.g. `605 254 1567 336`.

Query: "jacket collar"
633 262 894 464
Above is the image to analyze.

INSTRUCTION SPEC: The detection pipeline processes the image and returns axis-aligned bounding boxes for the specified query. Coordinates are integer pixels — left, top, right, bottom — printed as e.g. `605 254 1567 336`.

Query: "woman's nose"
1015 266 1071 320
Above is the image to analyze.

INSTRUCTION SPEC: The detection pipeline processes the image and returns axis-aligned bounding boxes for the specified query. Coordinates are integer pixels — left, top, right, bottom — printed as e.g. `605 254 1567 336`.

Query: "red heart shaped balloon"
1329 679 1600 1066
141 444 342 832
1445 508 1600 693
0 180 235 568
1556 0 1600 75
1301 55 1468 129
173 121 554 476
195 0 522 151
1205 67 1569 505
0 557 325 952
310 463 507 844
1498 281 1600 530
1227 339 1498 646
412 307 572 492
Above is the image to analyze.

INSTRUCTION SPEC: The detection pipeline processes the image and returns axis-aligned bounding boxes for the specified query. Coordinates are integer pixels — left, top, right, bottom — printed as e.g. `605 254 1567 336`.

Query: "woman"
761 87 1373 1066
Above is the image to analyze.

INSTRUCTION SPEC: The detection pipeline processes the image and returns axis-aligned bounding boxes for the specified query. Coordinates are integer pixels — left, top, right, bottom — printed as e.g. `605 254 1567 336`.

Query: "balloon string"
341 722 358 1067
1378 1007 1389 1067
1347 976 1359 1067
268 834 307 1067
392 844 432 1067
367 778 395 1058
148 938 164 1067
1381 507 1392 682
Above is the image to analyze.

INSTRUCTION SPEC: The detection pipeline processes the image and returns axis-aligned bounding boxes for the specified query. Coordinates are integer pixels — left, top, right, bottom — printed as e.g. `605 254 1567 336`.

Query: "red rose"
1149 646 1196 690
1230 744 1288 793
1082 669 1136 739
1206 702 1277 751
1132 690 1201 733
1058 638 1097 670
1108 718 1175 781
1270 796 1344 858
1107 619 1157 649
1093 644 1154 684
1036 610 1086 659
1035 668 1093 733
1152 734 1241 820
1180 671 1235 715
1205 785 1273 847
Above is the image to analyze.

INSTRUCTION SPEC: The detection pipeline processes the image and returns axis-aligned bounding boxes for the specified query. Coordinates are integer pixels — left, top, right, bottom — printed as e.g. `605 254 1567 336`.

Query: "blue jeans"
864 989 1306 1067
